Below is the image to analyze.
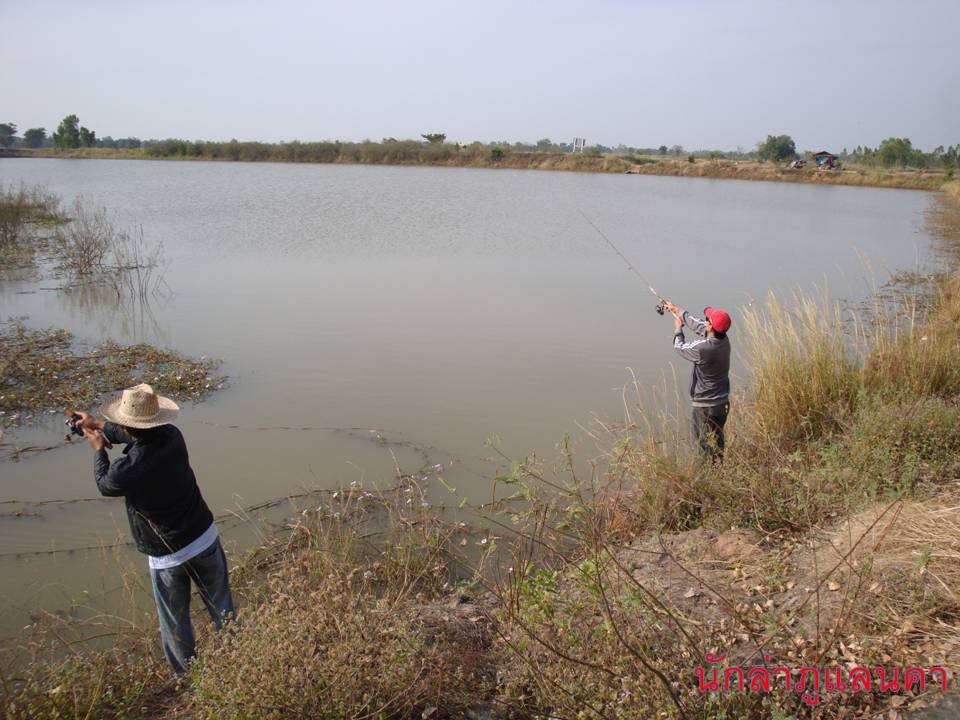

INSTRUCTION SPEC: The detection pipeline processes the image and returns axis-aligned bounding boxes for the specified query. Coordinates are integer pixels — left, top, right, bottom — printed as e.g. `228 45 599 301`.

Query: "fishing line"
577 208 664 301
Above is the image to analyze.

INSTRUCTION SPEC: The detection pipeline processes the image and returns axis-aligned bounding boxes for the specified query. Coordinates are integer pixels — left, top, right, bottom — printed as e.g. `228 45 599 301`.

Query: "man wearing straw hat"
73 383 234 675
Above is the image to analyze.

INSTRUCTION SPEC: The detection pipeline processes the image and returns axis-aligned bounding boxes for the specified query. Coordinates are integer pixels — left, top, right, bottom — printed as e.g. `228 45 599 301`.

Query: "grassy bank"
2 187 960 719
2 146 947 192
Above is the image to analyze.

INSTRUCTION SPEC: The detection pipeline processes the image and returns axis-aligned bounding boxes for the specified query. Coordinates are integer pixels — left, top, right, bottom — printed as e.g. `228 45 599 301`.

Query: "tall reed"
738 292 863 445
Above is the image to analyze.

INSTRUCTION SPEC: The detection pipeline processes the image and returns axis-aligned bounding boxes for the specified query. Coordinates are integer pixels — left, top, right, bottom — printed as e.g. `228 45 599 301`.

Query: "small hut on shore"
812 151 839 169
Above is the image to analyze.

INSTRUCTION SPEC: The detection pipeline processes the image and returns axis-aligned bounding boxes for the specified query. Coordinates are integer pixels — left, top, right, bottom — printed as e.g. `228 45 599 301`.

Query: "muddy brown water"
0 158 938 638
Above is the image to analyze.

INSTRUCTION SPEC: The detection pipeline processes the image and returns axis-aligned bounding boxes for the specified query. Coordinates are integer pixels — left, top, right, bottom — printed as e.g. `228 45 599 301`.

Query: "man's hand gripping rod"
64 409 113 449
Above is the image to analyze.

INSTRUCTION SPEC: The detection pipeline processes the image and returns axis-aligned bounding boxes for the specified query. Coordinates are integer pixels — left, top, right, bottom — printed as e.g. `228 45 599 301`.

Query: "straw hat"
101 383 179 429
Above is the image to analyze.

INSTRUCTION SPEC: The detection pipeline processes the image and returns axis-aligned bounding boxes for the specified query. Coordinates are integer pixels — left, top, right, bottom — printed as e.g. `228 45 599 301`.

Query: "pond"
0 158 937 636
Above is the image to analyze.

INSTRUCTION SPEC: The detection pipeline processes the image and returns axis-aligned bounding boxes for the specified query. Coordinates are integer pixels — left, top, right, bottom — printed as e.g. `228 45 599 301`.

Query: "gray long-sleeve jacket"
673 311 730 407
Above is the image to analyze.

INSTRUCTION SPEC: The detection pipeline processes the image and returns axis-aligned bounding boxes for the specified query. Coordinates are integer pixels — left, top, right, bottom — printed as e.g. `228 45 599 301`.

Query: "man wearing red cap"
664 301 732 461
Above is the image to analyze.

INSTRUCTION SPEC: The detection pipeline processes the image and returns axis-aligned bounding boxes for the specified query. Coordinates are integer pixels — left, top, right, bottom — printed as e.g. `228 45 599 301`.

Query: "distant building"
812 151 839 169
572 137 587 153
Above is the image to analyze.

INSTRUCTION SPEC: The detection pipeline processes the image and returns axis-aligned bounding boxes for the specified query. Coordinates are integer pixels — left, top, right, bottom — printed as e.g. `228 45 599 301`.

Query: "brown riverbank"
1 146 946 191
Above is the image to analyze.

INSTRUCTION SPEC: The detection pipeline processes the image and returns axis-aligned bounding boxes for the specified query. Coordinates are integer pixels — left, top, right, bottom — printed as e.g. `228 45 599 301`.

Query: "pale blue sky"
3 0 957 151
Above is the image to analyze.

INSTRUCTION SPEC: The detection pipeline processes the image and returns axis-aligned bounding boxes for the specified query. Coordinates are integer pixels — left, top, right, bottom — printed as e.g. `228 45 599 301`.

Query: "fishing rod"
577 209 671 315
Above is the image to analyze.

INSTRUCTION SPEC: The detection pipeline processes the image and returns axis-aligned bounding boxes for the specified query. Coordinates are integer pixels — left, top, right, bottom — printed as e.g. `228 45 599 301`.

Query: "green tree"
877 137 916 167
23 127 46 148
757 134 797 162
79 126 96 148
536 137 553 152
0 123 17 148
420 133 446 144
53 114 81 149
658 145 667 155
944 145 959 169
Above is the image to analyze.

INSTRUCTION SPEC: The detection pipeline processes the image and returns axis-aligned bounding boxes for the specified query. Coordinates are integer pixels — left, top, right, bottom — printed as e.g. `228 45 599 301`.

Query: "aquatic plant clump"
0 184 64 275
0 322 224 430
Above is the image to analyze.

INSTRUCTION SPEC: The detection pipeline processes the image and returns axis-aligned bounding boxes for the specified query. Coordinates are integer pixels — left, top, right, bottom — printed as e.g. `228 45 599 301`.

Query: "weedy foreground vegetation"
2 185 960 719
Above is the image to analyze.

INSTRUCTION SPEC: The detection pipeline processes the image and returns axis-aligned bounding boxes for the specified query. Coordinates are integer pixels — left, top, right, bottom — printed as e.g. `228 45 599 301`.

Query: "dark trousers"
692 402 729 461
150 538 235 674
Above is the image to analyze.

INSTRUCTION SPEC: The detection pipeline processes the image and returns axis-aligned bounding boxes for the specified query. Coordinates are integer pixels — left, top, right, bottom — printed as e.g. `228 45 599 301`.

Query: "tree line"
0 116 142 150
847 138 959 169
2 116 956 172
755 134 959 170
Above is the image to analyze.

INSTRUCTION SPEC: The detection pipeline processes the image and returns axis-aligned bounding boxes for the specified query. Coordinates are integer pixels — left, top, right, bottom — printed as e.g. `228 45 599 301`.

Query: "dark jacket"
94 422 214 556
673 311 731 406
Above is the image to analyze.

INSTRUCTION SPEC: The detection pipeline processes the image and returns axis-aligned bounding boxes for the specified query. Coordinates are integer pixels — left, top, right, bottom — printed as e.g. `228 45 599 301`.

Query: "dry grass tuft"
739 292 862 446
189 484 494 719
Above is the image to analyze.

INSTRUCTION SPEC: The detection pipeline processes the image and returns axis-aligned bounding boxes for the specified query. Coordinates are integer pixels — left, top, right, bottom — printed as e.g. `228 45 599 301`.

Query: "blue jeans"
149 537 235 674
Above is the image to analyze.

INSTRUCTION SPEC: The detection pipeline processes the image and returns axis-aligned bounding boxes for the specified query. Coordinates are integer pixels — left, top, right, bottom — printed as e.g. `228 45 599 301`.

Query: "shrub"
54 199 115 275
3 651 166 720
190 491 492 718
0 184 61 250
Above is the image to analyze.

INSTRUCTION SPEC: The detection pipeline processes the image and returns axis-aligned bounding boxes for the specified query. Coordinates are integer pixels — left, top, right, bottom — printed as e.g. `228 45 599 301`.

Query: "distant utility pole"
573 137 586 153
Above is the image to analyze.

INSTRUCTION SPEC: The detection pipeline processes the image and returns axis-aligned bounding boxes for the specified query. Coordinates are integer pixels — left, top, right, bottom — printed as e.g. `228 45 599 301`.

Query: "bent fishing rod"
577 209 671 316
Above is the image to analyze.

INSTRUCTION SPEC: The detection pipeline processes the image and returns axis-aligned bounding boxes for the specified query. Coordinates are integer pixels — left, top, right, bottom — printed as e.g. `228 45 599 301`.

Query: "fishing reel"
65 413 85 438
63 410 112 448
655 299 666 316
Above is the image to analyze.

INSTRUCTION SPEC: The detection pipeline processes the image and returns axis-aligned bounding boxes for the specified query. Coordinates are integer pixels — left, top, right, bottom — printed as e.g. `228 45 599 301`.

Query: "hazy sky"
3 0 957 151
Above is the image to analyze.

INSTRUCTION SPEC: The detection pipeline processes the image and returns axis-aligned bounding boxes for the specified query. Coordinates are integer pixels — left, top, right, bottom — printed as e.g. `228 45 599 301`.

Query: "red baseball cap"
704 307 732 333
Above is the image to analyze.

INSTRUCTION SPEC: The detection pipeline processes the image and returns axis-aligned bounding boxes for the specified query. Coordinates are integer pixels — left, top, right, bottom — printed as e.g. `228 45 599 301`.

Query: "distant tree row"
0 115 102 149
0 123 739 160
847 139 959 169
0 123 47 148
751 134 958 170
3 118 956 172
139 138 469 164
